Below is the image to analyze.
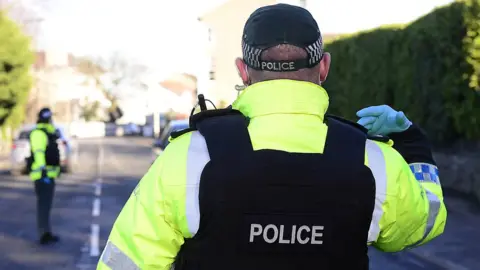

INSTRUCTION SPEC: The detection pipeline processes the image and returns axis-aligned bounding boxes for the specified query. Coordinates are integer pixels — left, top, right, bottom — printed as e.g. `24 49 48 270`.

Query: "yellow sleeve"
30 129 48 168
97 145 186 269
367 140 447 252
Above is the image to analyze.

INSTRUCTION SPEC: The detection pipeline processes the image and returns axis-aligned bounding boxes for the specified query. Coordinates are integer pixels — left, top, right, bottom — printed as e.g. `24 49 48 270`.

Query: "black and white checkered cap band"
242 37 323 72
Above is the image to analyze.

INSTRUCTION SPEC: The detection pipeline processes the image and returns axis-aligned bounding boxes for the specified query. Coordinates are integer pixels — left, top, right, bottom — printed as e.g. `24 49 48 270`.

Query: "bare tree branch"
0 0 49 39
96 52 149 90
71 53 149 123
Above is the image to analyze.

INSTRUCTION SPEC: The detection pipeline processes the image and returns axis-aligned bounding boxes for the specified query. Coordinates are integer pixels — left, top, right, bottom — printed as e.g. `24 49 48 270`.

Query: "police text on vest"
249 224 324 244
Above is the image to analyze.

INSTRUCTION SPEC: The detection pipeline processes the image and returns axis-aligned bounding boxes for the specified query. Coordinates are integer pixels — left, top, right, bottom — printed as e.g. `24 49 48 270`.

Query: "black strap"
323 117 367 163
196 113 253 161
325 114 368 133
171 127 196 139
190 108 241 129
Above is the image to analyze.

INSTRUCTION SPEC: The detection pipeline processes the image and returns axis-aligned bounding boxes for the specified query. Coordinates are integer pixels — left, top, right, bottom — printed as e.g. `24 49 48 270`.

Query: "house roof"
198 0 233 22
198 0 275 23
159 73 197 96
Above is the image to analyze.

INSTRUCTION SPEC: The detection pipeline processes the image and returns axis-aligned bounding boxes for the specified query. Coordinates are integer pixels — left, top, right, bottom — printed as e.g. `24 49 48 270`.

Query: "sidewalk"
0 139 11 173
0 154 9 172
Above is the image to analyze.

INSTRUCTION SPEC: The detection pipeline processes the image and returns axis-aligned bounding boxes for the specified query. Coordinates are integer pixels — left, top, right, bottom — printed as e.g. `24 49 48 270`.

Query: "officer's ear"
319 52 331 84
235 58 250 86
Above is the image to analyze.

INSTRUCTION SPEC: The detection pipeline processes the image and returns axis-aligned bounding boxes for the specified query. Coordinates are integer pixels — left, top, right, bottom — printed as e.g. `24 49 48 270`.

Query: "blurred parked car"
124 123 142 136
10 125 77 175
151 120 189 163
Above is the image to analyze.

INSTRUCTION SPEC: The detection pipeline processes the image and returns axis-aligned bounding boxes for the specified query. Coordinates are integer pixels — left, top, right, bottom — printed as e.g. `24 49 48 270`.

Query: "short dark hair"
248 44 321 84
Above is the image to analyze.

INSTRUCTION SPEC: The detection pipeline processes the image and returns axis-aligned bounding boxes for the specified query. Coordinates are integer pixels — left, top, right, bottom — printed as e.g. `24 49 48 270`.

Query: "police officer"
29 107 60 245
98 4 446 270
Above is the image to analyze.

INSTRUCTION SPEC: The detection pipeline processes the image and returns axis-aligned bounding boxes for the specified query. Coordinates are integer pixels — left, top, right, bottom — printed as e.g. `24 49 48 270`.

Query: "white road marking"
94 182 102 196
98 144 104 176
90 224 100 257
89 140 104 258
92 198 101 217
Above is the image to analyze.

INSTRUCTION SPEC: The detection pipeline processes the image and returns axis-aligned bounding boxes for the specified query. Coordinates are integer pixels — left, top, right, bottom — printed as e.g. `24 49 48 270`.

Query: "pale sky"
37 0 454 76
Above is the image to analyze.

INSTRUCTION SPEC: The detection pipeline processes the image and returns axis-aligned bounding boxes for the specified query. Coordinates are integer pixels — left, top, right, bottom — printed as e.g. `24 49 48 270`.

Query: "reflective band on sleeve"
31 166 46 172
365 140 388 243
185 131 210 237
34 150 45 153
407 189 441 248
409 163 440 185
101 240 139 270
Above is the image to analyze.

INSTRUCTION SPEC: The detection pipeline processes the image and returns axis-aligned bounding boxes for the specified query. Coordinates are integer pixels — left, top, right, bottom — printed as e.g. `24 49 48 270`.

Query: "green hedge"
324 0 480 143
0 12 34 133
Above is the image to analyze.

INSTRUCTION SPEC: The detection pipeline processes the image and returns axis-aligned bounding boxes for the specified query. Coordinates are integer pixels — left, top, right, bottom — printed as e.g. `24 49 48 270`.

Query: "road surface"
0 137 478 270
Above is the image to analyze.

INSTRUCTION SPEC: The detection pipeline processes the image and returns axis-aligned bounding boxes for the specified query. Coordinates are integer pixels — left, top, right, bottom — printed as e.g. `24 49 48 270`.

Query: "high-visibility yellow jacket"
29 123 60 181
98 80 447 270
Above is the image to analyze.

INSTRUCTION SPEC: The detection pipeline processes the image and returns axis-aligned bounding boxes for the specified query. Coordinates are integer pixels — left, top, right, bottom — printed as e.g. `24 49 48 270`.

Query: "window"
209 56 216 80
208 28 213 42
207 28 216 47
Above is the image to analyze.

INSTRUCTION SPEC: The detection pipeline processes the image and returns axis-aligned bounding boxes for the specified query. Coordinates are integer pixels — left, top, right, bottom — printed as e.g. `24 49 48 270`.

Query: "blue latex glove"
41 177 52 184
356 105 412 136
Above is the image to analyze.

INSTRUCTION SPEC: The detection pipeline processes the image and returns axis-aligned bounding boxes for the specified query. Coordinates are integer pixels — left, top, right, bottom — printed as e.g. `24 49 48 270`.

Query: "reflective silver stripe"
185 131 210 236
32 166 57 172
31 166 46 172
408 189 441 247
33 150 45 153
101 240 139 270
365 140 388 243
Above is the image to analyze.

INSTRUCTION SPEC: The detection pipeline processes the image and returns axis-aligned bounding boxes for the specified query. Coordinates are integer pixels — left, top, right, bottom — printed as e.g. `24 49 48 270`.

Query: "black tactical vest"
28 128 61 168
174 109 376 270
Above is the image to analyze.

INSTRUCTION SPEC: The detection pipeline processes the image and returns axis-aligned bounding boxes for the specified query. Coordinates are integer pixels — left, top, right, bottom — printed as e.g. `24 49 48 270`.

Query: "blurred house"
198 0 339 105
29 51 110 124
119 73 197 137
113 84 149 126
159 73 198 115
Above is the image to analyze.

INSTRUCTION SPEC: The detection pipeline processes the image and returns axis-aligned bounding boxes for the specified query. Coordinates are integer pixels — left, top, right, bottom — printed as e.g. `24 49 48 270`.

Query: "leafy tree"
324 0 480 143
0 11 34 132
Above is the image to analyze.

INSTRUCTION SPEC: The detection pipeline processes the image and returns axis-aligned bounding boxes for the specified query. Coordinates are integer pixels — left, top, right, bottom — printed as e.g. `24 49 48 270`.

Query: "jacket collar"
232 79 329 120
36 123 55 133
